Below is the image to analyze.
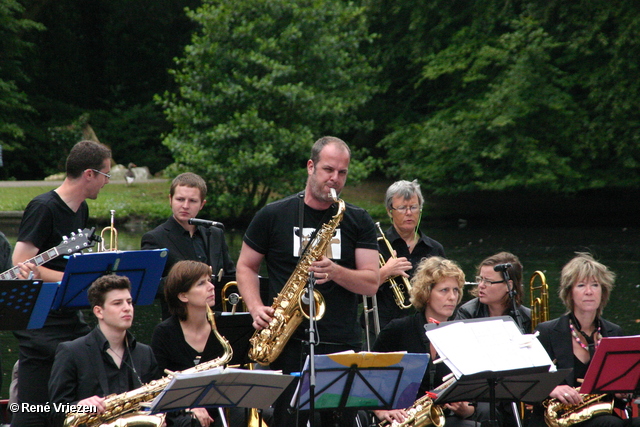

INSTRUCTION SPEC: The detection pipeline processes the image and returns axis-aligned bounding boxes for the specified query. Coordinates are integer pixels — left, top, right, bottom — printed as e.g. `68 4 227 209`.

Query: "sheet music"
150 367 294 412
426 318 553 378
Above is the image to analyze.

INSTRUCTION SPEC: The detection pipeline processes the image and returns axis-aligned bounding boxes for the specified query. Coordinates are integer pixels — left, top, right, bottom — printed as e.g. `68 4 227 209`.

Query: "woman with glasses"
454 251 531 333
454 251 531 427
362 180 445 347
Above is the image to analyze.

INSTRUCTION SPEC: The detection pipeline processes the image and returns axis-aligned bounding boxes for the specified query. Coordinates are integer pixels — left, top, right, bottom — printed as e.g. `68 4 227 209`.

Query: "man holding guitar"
11 140 112 427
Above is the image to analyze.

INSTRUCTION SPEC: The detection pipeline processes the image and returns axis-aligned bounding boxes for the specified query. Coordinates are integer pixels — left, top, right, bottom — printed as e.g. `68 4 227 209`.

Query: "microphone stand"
500 268 524 334
306 271 317 427
499 269 525 427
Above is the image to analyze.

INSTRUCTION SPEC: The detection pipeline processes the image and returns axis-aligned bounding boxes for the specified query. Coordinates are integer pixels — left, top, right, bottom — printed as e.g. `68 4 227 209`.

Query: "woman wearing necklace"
151 260 226 427
532 253 636 427
372 257 479 426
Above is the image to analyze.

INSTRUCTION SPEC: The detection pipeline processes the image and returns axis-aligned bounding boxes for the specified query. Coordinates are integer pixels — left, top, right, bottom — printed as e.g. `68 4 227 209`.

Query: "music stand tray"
0 279 58 330
435 367 571 405
51 249 168 309
149 367 294 413
294 351 429 411
215 312 254 366
580 335 640 394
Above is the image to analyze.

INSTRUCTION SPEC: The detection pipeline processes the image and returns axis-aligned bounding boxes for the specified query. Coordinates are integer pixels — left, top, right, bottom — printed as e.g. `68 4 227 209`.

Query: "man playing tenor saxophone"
49 275 160 426
236 136 380 427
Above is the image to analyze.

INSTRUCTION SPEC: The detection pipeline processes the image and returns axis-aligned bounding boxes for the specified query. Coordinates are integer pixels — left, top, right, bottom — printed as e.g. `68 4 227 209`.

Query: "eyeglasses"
390 205 420 214
90 169 111 179
475 276 505 286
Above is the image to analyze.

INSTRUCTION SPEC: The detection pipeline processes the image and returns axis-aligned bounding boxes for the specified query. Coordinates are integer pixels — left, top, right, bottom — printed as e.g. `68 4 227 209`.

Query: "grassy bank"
0 178 394 228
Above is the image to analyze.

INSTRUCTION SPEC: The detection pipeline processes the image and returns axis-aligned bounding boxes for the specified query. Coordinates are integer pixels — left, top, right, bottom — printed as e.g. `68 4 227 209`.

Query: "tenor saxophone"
64 305 232 427
248 189 346 366
544 392 614 427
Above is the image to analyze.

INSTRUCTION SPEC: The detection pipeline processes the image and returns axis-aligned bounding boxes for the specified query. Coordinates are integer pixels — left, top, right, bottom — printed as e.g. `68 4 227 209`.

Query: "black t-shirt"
17 190 89 272
243 193 378 345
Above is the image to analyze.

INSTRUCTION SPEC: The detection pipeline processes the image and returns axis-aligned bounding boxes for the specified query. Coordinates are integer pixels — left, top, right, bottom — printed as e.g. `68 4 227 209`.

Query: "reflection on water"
1 225 639 396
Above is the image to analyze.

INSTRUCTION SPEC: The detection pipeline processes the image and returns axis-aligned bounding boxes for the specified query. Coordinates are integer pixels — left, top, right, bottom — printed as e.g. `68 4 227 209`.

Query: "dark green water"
2 225 639 398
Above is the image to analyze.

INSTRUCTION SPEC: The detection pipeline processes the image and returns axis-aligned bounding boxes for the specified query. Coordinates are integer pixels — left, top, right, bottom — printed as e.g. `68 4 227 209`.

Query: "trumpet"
99 209 118 251
376 222 412 310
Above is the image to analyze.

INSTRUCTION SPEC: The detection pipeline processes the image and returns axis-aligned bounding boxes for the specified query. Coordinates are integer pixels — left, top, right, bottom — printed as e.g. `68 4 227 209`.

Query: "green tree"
0 0 43 165
158 0 379 224
373 0 640 194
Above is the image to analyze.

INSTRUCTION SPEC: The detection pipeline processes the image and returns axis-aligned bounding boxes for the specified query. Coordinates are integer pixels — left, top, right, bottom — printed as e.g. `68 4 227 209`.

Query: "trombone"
99 209 118 252
375 222 412 310
529 270 550 331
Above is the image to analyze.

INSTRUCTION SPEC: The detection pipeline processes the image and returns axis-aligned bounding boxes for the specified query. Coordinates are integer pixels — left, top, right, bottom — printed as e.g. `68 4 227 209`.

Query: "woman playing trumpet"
531 253 638 427
372 257 479 426
363 180 445 346
151 260 227 427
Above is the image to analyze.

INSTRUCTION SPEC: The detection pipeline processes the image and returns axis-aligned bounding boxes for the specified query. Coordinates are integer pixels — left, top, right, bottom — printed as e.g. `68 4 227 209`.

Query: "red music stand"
580 336 640 395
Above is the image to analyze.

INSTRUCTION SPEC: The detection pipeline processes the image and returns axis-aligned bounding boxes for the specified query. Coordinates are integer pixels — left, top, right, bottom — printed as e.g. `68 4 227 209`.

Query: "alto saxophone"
544 392 614 427
378 393 445 427
248 189 346 366
64 305 232 427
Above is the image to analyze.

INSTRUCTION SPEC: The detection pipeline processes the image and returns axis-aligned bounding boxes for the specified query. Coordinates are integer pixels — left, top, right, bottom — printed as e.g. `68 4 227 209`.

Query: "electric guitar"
0 227 100 280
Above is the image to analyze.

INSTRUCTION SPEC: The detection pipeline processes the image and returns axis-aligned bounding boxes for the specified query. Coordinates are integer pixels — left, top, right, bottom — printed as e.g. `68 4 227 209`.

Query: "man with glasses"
363 179 445 347
11 140 112 427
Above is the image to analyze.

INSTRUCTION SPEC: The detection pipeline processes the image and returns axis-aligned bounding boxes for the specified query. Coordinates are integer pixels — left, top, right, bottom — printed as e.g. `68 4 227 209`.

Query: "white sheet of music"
426 318 554 378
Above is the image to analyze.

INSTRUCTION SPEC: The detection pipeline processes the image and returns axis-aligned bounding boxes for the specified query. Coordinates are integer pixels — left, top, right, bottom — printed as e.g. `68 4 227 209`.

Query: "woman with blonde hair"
372 256 479 426
532 253 637 427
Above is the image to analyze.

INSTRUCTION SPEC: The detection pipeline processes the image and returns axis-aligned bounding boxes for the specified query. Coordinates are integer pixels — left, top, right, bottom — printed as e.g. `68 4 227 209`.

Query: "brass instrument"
99 209 118 251
378 393 445 427
222 281 248 314
248 188 344 366
64 305 232 427
376 222 412 310
529 270 550 331
544 392 614 427
362 293 381 351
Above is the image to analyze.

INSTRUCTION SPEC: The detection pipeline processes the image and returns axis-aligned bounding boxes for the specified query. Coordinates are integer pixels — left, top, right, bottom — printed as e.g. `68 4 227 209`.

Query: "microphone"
493 263 512 272
188 218 225 230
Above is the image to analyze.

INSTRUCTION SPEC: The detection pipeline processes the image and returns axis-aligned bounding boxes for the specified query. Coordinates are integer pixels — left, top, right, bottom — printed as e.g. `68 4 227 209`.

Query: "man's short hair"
87 274 132 308
310 136 350 164
66 140 112 179
170 172 207 200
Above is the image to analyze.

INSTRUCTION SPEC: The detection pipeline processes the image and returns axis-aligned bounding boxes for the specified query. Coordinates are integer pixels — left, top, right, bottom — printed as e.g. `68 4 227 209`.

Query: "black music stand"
293 352 429 414
580 336 640 395
149 367 294 413
435 367 570 426
0 279 57 330
51 249 168 309
425 317 561 427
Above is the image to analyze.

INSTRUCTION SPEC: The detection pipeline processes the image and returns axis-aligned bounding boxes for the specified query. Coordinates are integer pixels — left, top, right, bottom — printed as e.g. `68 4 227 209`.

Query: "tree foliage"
159 0 378 223
374 0 640 194
0 0 43 155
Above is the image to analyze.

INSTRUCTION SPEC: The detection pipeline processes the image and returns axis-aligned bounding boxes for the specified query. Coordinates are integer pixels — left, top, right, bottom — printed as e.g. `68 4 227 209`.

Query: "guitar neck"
0 247 60 280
